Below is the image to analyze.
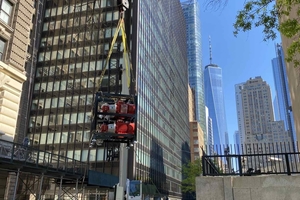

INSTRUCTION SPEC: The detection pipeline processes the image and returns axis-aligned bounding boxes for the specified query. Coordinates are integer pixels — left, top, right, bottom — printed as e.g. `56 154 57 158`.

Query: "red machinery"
100 100 135 114
99 120 135 135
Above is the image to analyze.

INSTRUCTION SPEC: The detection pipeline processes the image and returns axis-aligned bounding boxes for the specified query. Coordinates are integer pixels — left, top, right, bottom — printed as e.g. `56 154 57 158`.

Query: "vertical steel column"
58 176 63 200
75 178 79 200
13 168 20 200
38 173 44 200
95 188 98 200
119 144 128 189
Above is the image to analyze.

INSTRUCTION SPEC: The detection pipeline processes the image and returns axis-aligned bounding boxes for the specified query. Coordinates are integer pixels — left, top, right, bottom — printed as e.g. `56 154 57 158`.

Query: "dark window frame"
0 0 13 25
0 37 6 61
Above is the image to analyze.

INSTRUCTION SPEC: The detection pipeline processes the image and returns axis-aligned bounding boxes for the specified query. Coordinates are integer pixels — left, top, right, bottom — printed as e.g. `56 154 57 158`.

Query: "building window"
0 38 5 60
0 0 13 24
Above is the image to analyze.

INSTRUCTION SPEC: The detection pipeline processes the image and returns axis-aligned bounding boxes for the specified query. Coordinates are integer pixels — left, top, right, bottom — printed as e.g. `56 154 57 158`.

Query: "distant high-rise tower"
205 106 214 155
234 130 241 154
241 77 274 144
273 95 280 121
235 83 246 144
204 38 228 149
237 77 292 168
181 0 206 134
238 76 291 145
272 44 296 143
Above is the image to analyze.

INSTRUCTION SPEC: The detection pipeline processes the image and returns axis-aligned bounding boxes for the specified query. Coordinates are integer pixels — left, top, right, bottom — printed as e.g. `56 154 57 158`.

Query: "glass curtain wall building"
204 64 228 150
272 43 296 143
181 0 206 133
27 0 189 198
134 1 189 198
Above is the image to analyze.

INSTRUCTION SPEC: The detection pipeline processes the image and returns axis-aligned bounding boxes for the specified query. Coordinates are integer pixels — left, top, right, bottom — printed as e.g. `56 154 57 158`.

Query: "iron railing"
202 142 300 176
0 139 88 176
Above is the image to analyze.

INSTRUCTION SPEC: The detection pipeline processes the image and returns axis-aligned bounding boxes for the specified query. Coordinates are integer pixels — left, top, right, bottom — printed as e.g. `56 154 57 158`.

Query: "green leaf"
230 0 300 67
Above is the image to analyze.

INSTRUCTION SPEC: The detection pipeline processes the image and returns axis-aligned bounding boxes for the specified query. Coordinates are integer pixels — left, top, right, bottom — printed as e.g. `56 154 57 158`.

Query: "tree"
208 0 300 67
181 159 202 194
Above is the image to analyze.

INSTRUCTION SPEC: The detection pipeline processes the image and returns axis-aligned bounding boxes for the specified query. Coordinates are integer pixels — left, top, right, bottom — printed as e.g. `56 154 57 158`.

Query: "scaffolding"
0 139 90 199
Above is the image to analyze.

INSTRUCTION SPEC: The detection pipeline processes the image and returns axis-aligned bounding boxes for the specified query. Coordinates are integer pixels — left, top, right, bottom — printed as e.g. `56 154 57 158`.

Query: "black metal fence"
202 142 300 176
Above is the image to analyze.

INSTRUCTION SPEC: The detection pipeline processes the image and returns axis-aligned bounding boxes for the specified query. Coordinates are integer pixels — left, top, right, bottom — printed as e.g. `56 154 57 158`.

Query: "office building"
235 83 246 144
240 77 274 144
181 0 206 134
234 130 241 154
272 43 296 143
205 106 214 155
0 0 34 141
188 84 195 122
27 0 188 199
188 84 203 161
273 95 280 121
280 8 300 142
14 0 45 144
237 77 292 170
237 77 292 145
189 121 204 161
204 40 228 148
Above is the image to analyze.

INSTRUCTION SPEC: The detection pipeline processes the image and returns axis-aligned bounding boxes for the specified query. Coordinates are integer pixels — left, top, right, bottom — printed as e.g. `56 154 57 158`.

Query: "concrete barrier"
196 175 300 200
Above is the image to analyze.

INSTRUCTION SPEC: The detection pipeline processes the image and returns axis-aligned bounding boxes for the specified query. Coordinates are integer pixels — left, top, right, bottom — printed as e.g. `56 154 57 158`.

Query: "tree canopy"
207 0 300 67
181 159 202 194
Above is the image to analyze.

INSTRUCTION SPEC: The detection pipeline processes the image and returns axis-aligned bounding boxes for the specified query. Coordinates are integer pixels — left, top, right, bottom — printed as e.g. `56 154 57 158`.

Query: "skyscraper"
237 76 291 145
272 43 296 143
235 83 246 144
26 0 188 199
205 106 214 155
240 77 274 144
236 77 293 170
204 39 228 149
273 95 280 121
234 130 241 154
181 0 206 133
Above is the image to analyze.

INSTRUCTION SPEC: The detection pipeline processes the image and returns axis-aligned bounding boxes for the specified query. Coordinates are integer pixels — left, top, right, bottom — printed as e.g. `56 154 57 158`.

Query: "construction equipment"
90 1 138 199
90 0 136 146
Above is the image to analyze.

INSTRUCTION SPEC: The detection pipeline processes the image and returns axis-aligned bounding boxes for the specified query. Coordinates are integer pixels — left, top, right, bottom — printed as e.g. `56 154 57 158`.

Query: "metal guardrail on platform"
0 139 88 176
202 143 300 176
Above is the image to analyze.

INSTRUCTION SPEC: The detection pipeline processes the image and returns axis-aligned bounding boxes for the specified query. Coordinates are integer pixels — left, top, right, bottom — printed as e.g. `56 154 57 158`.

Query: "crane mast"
90 1 139 200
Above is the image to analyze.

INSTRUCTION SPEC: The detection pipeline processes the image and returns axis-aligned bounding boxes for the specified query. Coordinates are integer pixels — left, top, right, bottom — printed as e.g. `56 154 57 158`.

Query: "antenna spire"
209 36 213 64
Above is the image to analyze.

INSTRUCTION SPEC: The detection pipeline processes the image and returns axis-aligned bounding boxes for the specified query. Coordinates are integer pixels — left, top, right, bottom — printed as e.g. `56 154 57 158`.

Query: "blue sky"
199 1 281 144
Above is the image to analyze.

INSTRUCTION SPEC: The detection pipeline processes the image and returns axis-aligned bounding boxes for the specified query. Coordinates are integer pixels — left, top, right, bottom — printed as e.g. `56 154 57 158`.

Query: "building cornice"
0 61 26 83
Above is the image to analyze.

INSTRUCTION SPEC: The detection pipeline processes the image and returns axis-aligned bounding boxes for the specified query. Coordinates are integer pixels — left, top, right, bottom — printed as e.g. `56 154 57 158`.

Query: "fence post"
285 153 291 175
202 156 206 176
238 155 243 176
